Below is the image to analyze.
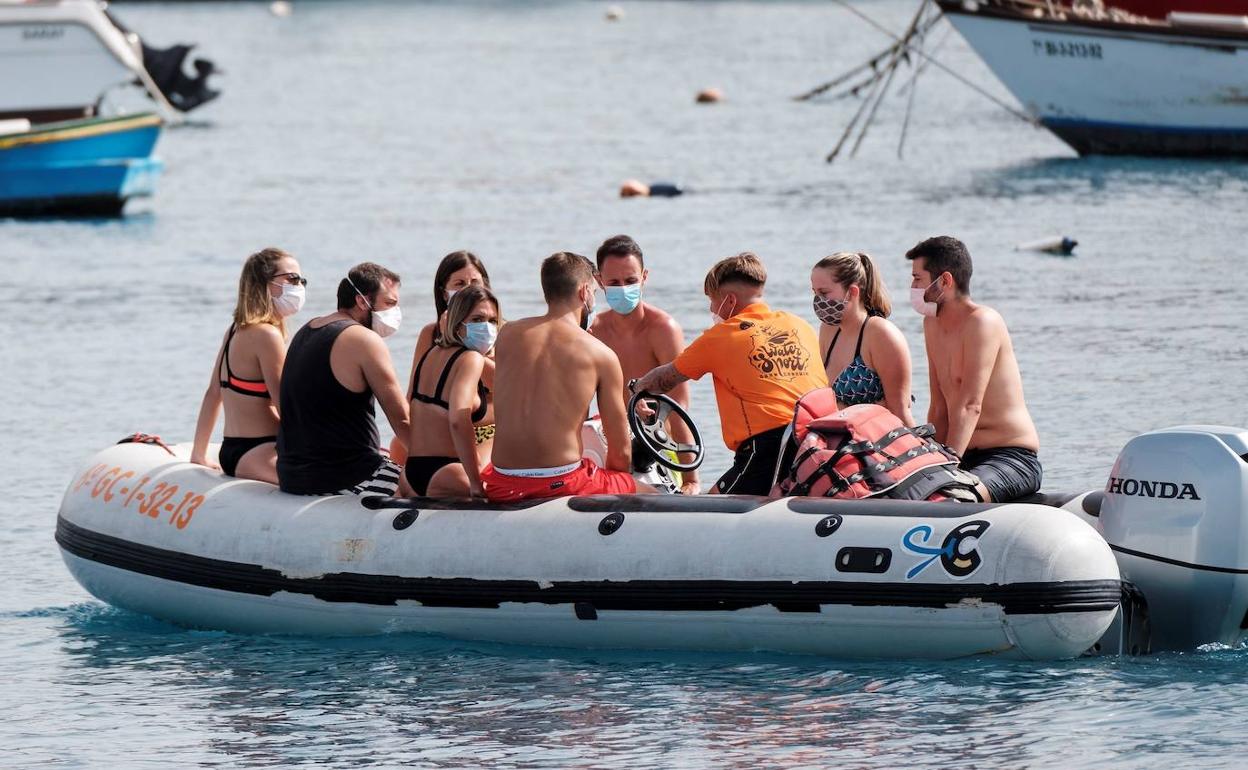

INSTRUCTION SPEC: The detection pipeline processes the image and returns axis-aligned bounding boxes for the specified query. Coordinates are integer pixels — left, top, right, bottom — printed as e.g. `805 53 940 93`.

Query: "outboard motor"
104 8 221 113
140 42 221 113
1097 425 1248 651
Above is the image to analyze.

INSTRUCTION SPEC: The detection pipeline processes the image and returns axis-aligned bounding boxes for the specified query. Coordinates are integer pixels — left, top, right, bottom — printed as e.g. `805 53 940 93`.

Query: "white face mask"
708 295 733 329
910 281 941 318
370 305 402 338
346 274 401 338
272 283 305 317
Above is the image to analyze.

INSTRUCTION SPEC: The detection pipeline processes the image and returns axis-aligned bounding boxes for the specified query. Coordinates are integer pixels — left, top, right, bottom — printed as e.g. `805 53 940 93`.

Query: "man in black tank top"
277 262 414 496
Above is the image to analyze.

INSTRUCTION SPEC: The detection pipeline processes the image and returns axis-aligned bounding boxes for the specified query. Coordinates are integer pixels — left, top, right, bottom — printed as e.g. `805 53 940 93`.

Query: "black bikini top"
410 346 489 423
219 325 271 399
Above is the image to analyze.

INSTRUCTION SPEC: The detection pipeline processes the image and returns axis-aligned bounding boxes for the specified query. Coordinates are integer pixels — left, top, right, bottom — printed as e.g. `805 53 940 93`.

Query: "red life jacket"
772 391 979 502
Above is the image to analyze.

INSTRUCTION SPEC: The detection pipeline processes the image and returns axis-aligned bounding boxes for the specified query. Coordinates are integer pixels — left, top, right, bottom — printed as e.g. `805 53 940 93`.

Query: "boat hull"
0 113 162 216
940 3 1248 156
56 442 1122 660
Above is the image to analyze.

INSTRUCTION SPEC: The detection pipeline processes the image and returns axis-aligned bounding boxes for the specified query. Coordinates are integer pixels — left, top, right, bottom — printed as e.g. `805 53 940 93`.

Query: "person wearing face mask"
275 262 413 497
812 252 915 426
588 235 701 494
633 252 828 495
412 250 492 364
191 248 305 483
482 252 652 502
404 286 503 498
906 236 1041 503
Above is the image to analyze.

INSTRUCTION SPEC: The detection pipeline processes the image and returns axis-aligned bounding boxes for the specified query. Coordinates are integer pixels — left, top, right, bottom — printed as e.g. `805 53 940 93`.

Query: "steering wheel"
627 390 704 473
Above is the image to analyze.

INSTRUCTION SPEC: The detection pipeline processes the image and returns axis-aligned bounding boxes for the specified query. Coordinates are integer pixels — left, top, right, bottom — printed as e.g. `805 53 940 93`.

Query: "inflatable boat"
53 417 1248 660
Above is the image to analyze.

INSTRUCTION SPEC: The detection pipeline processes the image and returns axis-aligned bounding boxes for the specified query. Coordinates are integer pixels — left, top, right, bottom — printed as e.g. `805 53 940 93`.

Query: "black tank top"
276 319 382 494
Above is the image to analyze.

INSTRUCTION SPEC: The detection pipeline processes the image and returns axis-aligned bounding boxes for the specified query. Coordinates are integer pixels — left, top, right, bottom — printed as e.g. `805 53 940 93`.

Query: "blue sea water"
3 0 1248 766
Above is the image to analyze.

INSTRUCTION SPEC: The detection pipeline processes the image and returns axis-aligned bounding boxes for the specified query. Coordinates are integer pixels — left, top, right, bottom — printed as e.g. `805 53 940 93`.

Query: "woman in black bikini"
405 286 501 499
191 248 305 483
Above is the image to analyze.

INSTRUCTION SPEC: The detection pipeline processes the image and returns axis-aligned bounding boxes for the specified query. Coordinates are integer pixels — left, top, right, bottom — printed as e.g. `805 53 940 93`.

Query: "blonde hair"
813 252 891 318
703 252 767 295
439 285 503 348
233 247 294 335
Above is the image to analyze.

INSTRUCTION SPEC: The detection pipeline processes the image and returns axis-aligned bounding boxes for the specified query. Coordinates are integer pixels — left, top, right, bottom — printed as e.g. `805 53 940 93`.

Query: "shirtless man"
589 235 700 495
906 236 1042 502
481 252 646 502
277 262 413 497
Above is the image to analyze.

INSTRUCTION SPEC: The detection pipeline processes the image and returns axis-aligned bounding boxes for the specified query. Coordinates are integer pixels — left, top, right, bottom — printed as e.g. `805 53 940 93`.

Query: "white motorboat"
0 0 219 124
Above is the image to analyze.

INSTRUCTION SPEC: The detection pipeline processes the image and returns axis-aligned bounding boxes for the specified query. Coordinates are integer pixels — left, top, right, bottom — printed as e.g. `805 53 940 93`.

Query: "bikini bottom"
219 435 277 478
405 455 458 496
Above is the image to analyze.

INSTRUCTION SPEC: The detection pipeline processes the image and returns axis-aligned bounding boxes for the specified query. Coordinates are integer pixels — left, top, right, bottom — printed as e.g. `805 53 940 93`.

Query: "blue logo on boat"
901 520 991 580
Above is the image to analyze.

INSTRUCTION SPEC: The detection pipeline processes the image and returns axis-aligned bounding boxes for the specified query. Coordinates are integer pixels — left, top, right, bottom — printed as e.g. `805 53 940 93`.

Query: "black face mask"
579 300 593 330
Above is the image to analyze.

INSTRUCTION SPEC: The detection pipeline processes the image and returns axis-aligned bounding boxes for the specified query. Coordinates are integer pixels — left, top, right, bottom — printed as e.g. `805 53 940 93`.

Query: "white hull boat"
54 424 1248 660
0 0 218 123
938 0 1248 156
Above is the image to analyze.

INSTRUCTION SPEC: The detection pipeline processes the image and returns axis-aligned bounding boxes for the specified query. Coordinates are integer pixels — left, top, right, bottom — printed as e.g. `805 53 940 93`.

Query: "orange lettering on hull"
76 464 206 531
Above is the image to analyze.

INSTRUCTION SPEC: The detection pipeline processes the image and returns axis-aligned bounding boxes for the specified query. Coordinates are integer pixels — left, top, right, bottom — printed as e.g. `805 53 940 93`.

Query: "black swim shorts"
715 425 791 496
960 446 1043 503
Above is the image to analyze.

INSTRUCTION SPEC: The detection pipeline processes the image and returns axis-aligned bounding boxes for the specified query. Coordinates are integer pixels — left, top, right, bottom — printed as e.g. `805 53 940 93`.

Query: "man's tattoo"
640 363 688 395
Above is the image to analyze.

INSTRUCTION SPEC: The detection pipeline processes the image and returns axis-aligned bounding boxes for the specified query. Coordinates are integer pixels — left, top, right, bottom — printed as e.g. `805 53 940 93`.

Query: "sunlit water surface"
3 1 1246 766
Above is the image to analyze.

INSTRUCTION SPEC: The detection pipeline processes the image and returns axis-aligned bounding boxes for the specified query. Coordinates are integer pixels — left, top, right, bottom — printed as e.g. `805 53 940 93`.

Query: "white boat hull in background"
0 0 176 121
940 2 1248 156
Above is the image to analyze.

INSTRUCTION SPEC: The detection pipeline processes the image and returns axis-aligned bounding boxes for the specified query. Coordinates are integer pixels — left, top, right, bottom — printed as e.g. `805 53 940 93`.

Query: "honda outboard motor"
1098 425 1248 651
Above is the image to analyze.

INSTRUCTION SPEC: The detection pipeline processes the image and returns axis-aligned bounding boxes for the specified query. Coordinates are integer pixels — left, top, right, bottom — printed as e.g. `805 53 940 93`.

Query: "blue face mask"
604 284 642 315
463 321 497 354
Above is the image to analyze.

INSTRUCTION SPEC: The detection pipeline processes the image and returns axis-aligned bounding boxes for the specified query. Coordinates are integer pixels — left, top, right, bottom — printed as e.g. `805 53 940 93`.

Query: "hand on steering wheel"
627 390 704 473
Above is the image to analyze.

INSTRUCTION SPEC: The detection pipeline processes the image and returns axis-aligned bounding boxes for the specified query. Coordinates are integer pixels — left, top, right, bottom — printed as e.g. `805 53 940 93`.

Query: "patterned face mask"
813 293 846 326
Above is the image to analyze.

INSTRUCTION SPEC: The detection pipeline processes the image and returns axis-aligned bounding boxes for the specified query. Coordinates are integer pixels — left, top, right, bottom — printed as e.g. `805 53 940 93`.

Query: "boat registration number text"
72 463 204 530
1032 40 1103 60
22 27 65 41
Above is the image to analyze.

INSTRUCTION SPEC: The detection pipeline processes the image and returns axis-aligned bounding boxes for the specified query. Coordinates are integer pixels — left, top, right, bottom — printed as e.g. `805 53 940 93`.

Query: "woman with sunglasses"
191 248 306 483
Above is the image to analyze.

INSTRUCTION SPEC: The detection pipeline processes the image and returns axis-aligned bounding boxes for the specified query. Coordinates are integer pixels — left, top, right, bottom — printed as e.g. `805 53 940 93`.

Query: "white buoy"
606 5 624 21
270 1 293 18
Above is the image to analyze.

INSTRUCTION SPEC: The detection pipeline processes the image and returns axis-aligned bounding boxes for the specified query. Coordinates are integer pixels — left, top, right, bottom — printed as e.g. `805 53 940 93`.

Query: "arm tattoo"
638 363 689 395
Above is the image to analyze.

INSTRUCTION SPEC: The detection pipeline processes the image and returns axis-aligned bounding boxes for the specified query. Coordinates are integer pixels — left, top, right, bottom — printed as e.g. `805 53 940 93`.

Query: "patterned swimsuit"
824 316 886 406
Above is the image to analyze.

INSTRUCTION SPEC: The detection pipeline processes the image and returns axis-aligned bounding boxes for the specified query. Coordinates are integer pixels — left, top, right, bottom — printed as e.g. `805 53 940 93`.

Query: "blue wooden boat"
0 113 163 217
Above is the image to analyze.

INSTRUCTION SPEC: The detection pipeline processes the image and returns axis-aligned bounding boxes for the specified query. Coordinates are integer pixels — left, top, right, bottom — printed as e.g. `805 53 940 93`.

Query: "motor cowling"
1099 425 1248 651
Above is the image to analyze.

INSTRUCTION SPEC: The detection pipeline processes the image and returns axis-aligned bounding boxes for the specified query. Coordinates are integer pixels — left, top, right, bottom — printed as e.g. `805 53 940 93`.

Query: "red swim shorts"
481 459 637 503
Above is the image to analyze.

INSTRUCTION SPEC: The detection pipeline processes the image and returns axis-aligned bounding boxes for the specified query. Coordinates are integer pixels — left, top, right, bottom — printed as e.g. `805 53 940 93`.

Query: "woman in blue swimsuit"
811 252 915 426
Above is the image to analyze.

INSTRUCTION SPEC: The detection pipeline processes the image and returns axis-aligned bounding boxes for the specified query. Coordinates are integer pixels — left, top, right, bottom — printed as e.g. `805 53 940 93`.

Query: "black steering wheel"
627 390 704 473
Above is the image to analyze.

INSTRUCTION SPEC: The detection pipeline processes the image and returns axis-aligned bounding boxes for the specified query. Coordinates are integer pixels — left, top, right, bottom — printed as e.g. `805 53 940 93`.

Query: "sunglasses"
272 272 308 286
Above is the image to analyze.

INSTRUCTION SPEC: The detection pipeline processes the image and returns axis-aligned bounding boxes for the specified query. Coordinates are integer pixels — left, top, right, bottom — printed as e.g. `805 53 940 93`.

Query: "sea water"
3 1 1247 766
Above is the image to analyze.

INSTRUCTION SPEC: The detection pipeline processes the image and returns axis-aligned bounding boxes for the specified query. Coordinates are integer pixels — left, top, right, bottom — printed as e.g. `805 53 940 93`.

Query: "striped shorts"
335 457 403 497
